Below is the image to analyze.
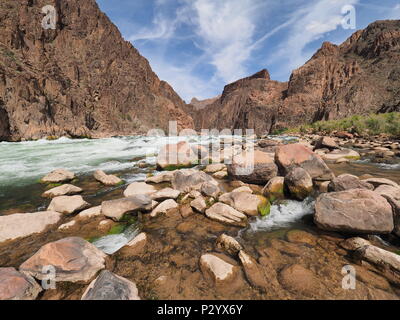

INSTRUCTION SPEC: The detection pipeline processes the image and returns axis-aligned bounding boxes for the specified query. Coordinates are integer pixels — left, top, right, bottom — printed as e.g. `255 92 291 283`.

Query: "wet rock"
172 169 217 193
151 188 181 201
356 245 400 273
315 137 339 150
77 206 103 220
227 150 278 185
314 189 394 234
322 149 360 161
41 169 75 183
284 168 313 200
278 264 322 297
180 204 194 218
275 143 334 181
81 270 140 300
157 141 199 170
262 177 285 201
58 220 76 231
199 254 241 291
145 171 175 184
286 230 317 246
201 181 220 197
362 178 400 189
216 234 243 256
219 192 265 216
101 196 153 221
0 211 61 243
0 268 42 300
47 195 90 215
238 251 269 292
123 182 156 197
118 233 147 256
94 170 122 186
205 203 247 227
328 174 374 192
150 199 179 218
204 164 226 173
340 237 371 251
190 197 207 214
42 184 83 198
20 237 106 283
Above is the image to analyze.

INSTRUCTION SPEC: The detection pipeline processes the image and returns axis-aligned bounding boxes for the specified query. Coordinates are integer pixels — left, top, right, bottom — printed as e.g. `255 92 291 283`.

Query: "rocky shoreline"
0 134 399 300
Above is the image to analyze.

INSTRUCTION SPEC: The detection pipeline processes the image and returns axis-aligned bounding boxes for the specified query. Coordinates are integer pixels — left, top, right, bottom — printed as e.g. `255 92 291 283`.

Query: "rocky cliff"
190 20 400 135
0 0 194 141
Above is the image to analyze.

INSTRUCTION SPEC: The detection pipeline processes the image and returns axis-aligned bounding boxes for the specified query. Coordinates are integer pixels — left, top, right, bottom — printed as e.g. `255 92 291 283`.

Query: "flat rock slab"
77 206 103 220
94 170 122 186
101 195 153 221
42 184 83 198
20 237 106 283
145 171 175 184
328 174 373 192
47 195 90 214
314 189 394 234
150 199 179 218
0 268 42 300
172 169 217 193
0 211 62 243
205 203 247 227
41 169 75 183
81 270 140 300
219 192 264 216
151 188 181 201
124 182 156 197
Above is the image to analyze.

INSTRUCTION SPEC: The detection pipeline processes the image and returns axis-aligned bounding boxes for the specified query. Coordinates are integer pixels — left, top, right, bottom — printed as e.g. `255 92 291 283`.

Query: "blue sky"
96 0 400 102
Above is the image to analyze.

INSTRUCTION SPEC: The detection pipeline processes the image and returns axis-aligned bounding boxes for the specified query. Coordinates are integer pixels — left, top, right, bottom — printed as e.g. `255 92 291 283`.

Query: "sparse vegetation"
283 112 400 137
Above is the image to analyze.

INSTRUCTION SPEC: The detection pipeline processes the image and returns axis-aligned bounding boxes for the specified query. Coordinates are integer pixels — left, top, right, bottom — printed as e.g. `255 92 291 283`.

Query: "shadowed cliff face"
190 20 400 135
0 0 193 141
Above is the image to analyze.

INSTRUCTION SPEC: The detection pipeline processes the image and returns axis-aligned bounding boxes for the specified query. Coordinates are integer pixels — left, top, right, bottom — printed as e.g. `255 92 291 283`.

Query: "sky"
96 0 400 102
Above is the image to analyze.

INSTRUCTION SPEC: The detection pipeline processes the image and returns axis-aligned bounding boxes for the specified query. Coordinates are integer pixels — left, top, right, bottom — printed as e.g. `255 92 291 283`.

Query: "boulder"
94 170 122 186
205 203 247 227
101 196 153 221
374 185 400 237
145 171 175 184
219 192 265 216
314 189 394 234
171 169 217 193
190 197 207 214
238 251 269 292
340 237 371 251
213 170 228 180
0 211 61 243
315 137 339 150
204 164 226 173
42 184 83 198
150 199 179 218
284 168 313 200
77 206 103 220
119 233 147 256
156 141 200 170
47 195 90 214
262 177 285 201
123 182 156 198
275 143 334 181
216 234 243 256
227 150 278 185
20 237 106 283
328 174 374 192
201 181 220 197
81 270 140 300
151 188 181 201
199 254 241 291
362 178 400 189
0 268 42 300
41 169 75 183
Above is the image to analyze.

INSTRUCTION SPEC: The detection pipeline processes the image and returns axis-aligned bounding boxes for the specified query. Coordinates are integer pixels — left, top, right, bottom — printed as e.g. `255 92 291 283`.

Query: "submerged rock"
41 169 75 183
314 189 394 234
205 203 247 227
101 196 153 221
94 170 122 186
20 237 106 283
47 195 90 214
216 234 243 256
284 168 313 201
328 174 374 192
118 233 147 256
278 264 322 297
239 250 269 292
81 270 140 300
275 143 334 181
227 150 278 185
42 184 83 198
0 268 42 300
0 211 61 243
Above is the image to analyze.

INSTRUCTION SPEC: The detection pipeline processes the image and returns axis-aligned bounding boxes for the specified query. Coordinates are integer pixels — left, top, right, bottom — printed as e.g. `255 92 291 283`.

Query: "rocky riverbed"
0 133 400 300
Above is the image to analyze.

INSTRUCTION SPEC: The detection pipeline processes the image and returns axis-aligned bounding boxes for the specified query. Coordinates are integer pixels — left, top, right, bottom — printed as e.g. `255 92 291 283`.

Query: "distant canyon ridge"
0 0 399 141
